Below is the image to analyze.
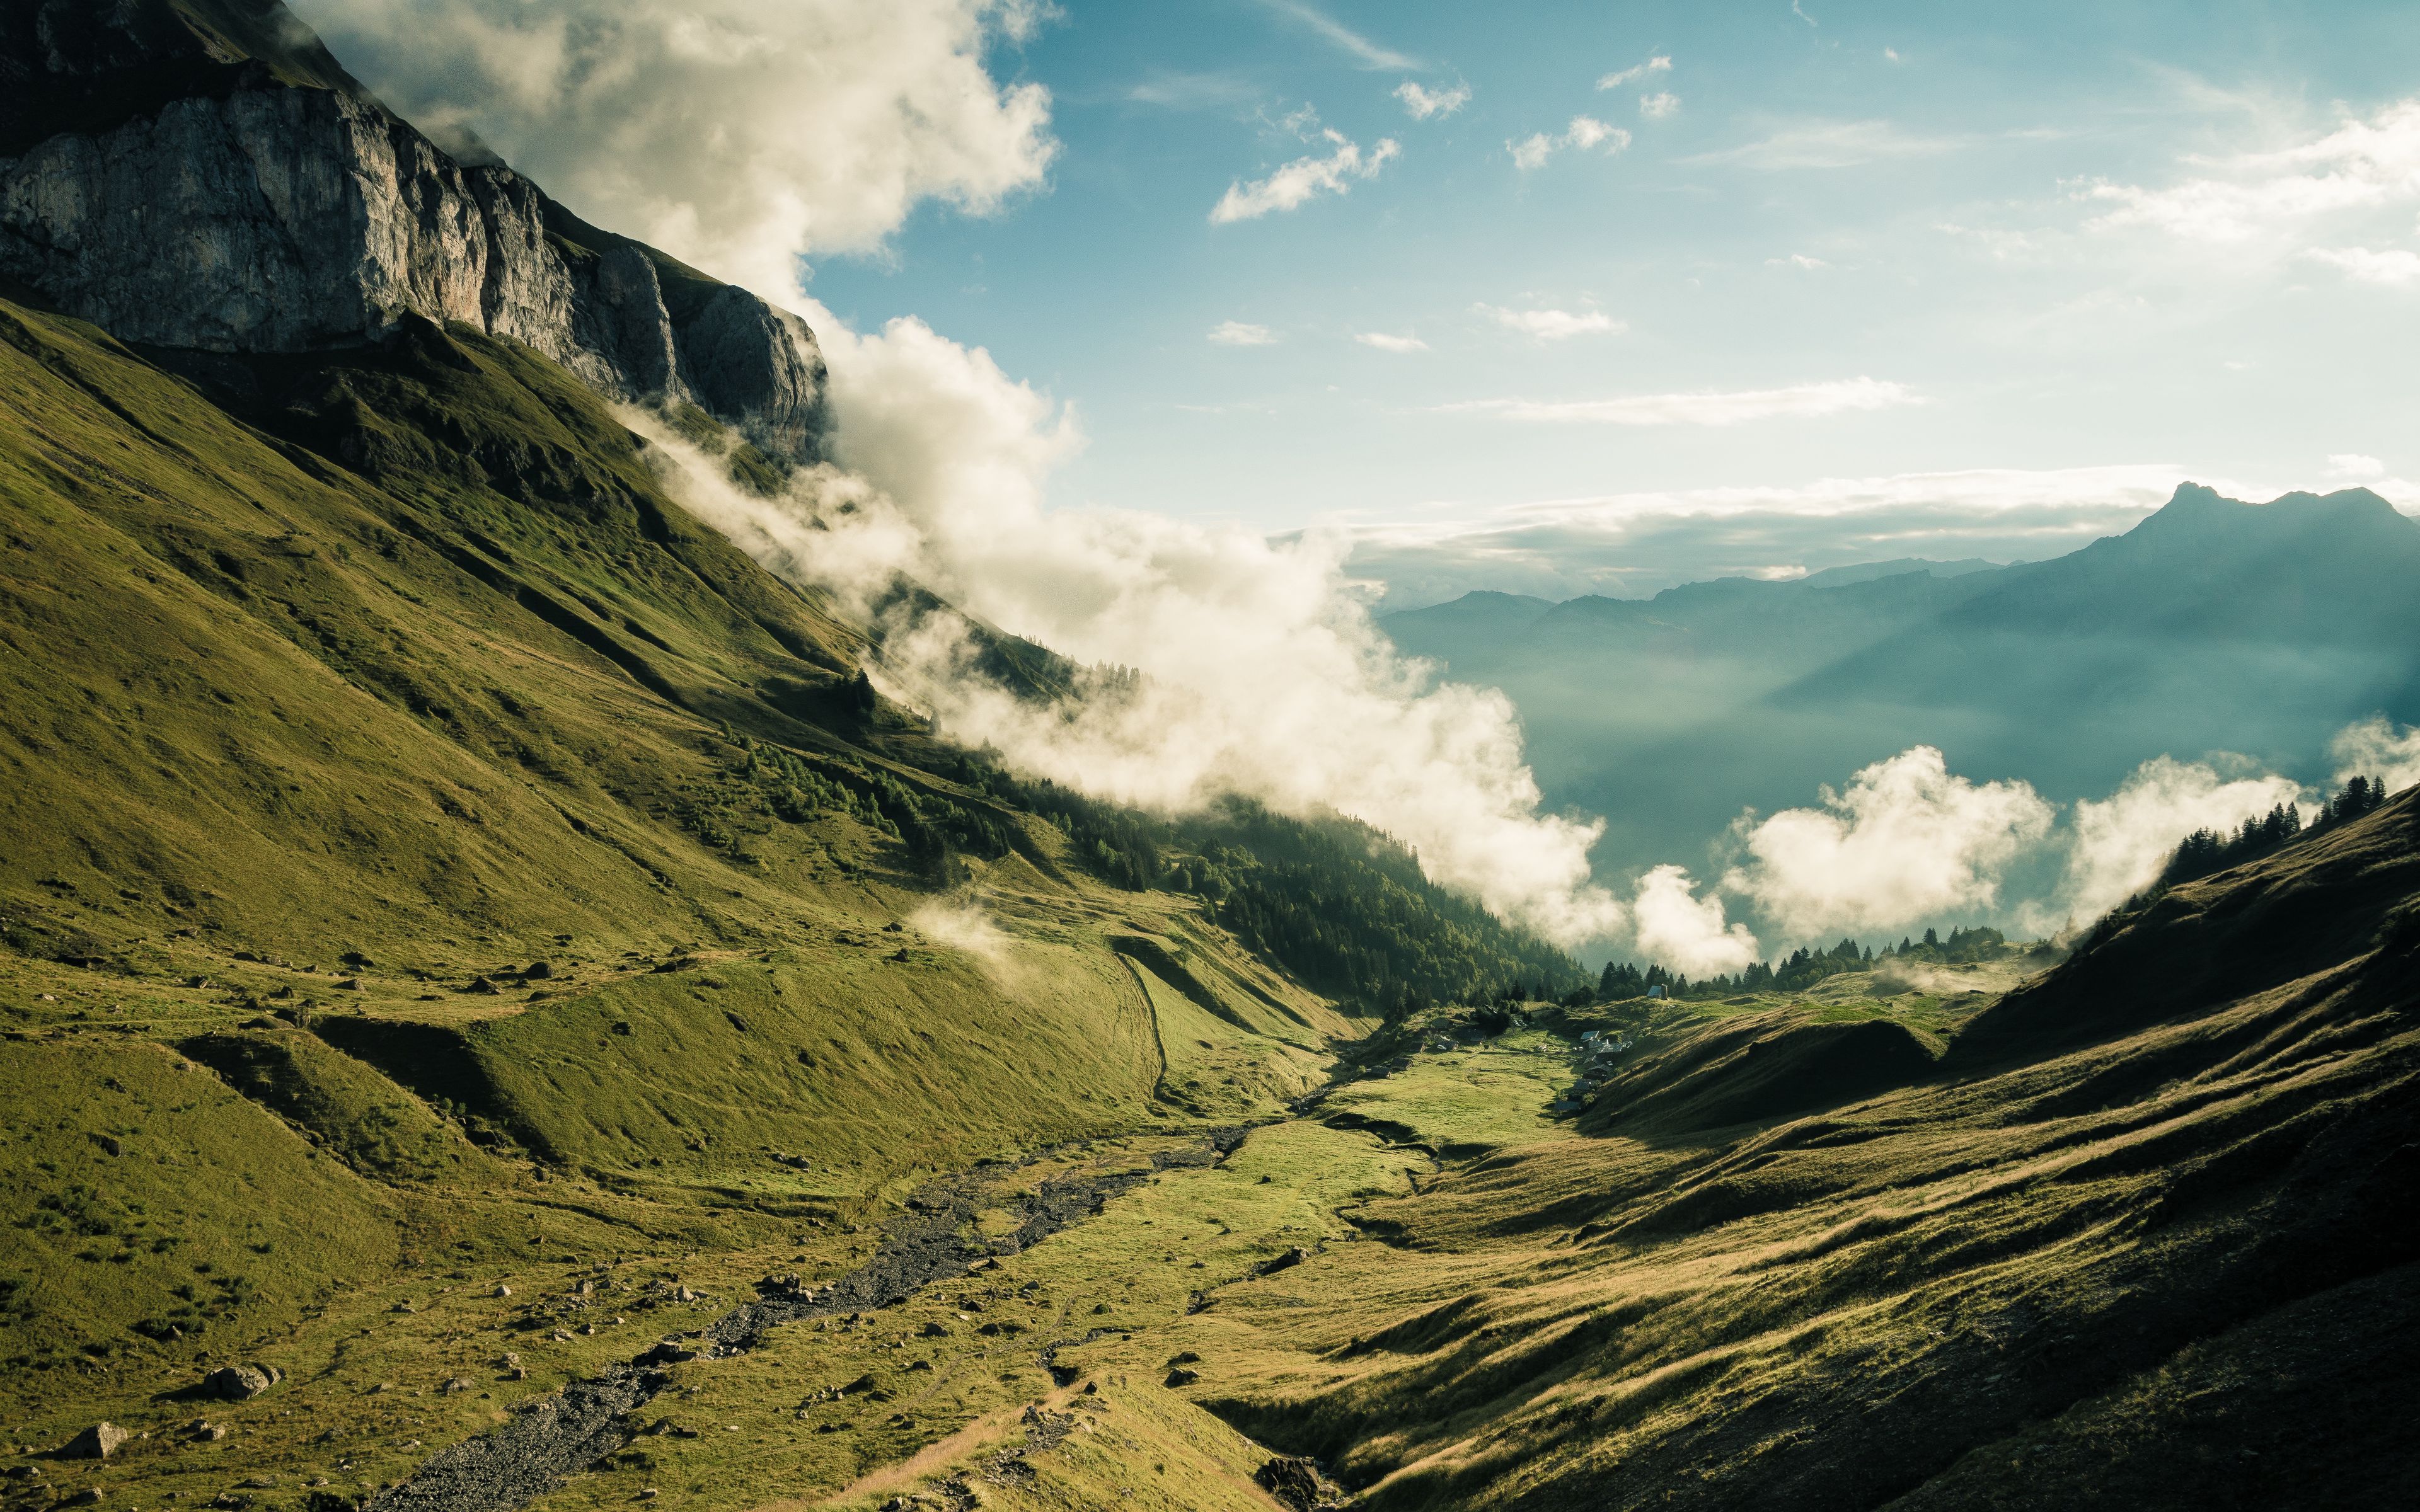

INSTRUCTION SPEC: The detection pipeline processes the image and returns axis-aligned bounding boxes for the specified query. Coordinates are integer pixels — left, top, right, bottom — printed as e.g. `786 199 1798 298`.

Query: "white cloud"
1474 304 1622 341
1443 377 1917 427
1884 47 1901 62
1792 0 1818 25
1395 80 1470 120
2326 453 2386 479
2079 98 2420 244
1211 130 1401 222
637 318 1625 948
2331 716 2420 794
1724 747 2055 937
2303 246 2420 285
289 0 1057 296
2051 757 2305 926
1688 119 1958 171
1208 320 1278 346
1631 866 1760 976
1356 331 1429 353
1639 91 1681 121
1767 253 1829 270
1258 0 1415 70
1509 117 1630 171
1596 55 1672 90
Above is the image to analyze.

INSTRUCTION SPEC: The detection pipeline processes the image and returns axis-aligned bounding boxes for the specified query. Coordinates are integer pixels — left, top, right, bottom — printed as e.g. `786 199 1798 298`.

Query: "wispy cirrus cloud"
1474 304 1623 341
1509 116 1629 171
1211 129 1401 222
1257 0 1415 70
1395 80 1470 120
1597 55 1672 90
1443 377 1916 426
1639 91 1681 120
2079 98 2420 243
2302 245 2420 286
1356 331 1429 353
1688 118 1959 170
1207 319 1278 346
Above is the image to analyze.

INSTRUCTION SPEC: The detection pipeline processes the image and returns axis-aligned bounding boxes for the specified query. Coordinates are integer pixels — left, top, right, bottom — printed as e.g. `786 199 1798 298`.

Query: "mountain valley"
0 3 2415 1510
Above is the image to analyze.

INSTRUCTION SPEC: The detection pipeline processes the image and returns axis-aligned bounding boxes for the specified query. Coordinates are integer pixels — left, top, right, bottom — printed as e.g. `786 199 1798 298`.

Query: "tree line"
2157 774 2392 890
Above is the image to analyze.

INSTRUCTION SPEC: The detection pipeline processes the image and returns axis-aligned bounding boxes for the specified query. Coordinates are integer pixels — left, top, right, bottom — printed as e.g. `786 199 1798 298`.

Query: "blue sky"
789 0 2420 600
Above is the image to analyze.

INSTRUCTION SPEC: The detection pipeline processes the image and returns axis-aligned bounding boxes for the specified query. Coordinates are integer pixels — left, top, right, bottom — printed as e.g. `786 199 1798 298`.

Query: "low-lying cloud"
2049 757 2305 928
1630 866 1758 976
2332 716 2420 794
635 369 1628 949
1724 747 2056 939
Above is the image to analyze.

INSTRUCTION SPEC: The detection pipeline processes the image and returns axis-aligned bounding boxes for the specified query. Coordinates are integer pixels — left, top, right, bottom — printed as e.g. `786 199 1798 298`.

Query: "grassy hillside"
0 286 1597 1504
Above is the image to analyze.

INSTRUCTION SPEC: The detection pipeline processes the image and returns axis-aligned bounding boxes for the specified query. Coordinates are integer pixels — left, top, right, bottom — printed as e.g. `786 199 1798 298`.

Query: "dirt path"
362 1131 1247 1512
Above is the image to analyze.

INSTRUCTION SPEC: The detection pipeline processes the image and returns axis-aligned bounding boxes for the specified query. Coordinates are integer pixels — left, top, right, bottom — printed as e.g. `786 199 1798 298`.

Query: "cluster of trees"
1594 925 2013 1004
2157 774 2394 890
703 737 1019 863
980 767 1590 1019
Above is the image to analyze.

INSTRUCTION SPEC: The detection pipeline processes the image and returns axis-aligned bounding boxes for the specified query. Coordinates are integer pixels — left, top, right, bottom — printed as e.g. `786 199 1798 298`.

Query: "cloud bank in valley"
640 389 1628 947
1724 747 2056 939
303 0 1628 949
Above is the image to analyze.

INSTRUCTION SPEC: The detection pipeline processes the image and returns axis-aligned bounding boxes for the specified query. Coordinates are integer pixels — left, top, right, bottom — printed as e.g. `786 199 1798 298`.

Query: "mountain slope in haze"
1385 486 2420 898
0 0 830 461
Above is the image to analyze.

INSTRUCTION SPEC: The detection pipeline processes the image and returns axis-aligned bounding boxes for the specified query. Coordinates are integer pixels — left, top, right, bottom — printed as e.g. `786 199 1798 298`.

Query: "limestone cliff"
0 0 828 462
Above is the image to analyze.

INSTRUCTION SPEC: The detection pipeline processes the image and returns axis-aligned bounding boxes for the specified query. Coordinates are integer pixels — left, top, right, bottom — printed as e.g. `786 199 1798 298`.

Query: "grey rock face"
0 0 828 463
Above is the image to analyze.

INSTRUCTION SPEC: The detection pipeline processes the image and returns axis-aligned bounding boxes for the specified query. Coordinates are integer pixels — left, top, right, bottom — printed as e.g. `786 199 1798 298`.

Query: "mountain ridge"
1381 483 2420 907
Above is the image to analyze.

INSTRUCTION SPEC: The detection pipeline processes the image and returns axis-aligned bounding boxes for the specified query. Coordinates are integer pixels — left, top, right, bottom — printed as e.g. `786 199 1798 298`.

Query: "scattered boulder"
187 1421 228 1441
524 961 553 980
1163 1367 1199 1387
637 1343 698 1367
65 1489 104 1506
440 1377 474 1394
59 1423 125 1460
493 1285 513 1298
1254 1246 1310 1277
1254 1456 1327 1512
202 1364 281 1400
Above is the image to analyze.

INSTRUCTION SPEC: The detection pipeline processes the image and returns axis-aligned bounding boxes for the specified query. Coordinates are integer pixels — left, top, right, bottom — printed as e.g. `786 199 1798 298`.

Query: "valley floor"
11 888 2413 1512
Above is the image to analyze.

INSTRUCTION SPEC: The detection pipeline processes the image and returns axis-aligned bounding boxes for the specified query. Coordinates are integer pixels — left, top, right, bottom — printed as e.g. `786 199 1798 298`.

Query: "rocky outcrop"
0 0 828 462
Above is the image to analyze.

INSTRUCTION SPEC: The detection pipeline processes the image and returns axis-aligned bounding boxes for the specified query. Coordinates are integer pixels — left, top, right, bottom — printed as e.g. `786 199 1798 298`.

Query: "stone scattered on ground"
1254 1455 1327 1512
202 1364 281 1400
60 1424 125 1460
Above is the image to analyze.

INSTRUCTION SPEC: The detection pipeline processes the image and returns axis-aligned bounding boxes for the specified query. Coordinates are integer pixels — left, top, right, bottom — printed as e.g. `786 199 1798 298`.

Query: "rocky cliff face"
0 0 828 462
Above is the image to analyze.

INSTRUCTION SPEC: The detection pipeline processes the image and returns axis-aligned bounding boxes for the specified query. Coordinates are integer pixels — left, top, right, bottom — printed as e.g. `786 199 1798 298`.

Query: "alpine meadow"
1 3 2415 1511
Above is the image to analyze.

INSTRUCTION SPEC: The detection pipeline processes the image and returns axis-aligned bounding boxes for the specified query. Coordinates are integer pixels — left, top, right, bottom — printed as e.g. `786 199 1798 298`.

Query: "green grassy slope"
0 288 1597 1506
1129 794 2420 1509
